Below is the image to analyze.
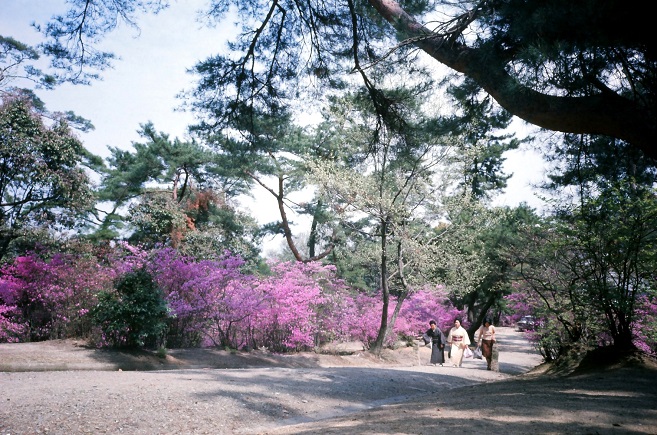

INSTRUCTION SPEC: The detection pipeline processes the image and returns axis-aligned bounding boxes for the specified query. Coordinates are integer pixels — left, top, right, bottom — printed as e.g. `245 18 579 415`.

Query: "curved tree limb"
367 0 657 160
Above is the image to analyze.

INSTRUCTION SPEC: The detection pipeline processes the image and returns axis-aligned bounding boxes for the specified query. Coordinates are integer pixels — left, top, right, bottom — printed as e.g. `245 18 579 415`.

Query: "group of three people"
423 318 496 370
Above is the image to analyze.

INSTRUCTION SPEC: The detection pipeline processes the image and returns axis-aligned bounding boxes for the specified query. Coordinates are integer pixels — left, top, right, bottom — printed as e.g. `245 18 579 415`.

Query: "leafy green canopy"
0 94 94 260
94 123 262 262
306 77 518 350
538 133 657 352
18 0 657 160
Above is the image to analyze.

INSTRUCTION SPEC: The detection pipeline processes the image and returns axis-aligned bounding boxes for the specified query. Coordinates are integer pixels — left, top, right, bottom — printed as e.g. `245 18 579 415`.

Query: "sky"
2 0 220 158
2 1 547 252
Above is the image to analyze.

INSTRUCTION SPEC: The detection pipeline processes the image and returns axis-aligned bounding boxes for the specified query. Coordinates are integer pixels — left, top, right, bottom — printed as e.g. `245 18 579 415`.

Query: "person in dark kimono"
422 320 446 366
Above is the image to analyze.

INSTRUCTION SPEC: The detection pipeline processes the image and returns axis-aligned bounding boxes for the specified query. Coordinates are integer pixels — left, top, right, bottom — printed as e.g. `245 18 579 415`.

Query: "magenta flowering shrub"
502 291 535 326
397 287 466 337
633 295 657 355
317 289 380 347
0 256 27 342
147 248 259 348
313 285 465 349
150 255 386 351
0 254 116 342
110 241 150 274
1 245 472 351
147 248 220 346
252 261 332 351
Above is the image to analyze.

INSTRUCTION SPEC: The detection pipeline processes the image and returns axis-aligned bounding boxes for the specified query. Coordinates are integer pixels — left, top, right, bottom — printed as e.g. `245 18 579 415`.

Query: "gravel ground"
2 328 655 435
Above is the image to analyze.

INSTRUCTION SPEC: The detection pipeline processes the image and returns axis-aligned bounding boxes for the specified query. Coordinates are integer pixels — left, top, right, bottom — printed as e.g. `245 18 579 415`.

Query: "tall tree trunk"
307 200 322 258
379 238 413 350
611 311 637 350
274 175 305 261
383 292 409 346
0 234 11 263
371 220 389 354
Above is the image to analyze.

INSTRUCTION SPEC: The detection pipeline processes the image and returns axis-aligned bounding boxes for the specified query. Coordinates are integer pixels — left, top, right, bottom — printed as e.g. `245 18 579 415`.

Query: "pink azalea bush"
147 248 258 348
397 286 467 337
323 291 381 346
501 289 535 326
0 253 117 342
252 261 330 350
633 295 657 355
0 244 471 351
0 272 25 341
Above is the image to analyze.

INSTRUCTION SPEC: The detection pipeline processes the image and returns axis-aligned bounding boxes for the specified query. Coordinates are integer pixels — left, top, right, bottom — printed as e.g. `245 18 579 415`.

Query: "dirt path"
1 328 655 434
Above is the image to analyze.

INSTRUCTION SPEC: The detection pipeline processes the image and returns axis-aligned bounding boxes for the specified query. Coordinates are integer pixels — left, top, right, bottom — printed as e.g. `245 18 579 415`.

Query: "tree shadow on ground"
264 363 657 435
84 346 333 371
188 366 478 431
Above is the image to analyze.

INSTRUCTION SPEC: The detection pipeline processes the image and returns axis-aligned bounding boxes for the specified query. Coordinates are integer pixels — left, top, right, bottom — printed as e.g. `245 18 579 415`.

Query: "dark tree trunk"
370 220 389 355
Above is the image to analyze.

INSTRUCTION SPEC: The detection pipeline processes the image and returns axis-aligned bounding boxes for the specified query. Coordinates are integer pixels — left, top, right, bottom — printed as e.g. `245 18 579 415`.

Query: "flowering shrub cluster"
2 244 654 356
502 292 535 326
398 285 467 335
147 248 251 347
0 245 465 350
0 253 117 342
504 290 657 358
633 295 657 354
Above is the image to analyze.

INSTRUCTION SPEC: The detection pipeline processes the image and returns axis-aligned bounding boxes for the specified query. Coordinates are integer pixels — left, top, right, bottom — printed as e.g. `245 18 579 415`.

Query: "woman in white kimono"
447 318 471 367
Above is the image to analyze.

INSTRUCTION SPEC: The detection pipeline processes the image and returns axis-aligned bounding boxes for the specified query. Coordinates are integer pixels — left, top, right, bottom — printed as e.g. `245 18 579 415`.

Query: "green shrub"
90 268 169 348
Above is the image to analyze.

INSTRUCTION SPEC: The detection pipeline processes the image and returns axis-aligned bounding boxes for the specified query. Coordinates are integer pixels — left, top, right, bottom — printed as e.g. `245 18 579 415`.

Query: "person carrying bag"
477 317 496 370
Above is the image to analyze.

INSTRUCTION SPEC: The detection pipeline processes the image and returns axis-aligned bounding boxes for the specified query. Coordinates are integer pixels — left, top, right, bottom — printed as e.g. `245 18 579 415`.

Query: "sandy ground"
1 327 656 434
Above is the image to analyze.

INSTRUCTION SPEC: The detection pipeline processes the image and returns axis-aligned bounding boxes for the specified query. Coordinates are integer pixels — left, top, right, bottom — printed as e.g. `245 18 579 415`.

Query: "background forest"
0 0 656 363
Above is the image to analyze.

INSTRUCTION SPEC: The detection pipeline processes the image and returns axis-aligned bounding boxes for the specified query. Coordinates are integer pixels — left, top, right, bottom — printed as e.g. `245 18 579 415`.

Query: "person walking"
446 318 471 367
477 317 496 370
422 320 446 366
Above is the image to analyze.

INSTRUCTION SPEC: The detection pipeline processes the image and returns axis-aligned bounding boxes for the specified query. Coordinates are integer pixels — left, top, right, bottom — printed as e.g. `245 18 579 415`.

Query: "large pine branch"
367 0 657 160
